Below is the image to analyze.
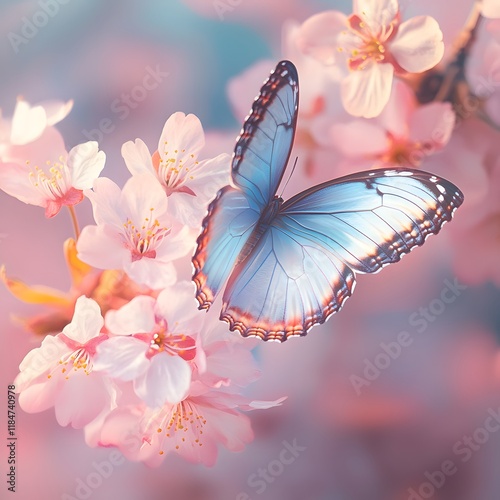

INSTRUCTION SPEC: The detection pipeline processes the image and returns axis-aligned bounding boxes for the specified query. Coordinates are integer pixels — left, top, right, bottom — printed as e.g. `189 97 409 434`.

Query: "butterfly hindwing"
232 60 298 211
220 219 355 342
193 186 260 309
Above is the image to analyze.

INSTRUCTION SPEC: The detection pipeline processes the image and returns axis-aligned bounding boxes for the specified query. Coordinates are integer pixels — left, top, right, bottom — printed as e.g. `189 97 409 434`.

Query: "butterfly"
192 60 464 342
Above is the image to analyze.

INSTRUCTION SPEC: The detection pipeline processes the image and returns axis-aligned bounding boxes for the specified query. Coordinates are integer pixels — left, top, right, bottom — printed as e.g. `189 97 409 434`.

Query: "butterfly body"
192 60 463 342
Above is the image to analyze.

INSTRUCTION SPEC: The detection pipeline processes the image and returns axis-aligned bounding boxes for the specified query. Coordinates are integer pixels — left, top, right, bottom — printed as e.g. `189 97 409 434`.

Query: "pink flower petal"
135 353 191 406
408 102 456 147
84 177 125 228
341 62 394 118
330 120 389 157
77 225 126 270
296 10 348 64
94 336 150 380
121 139 155 176
98 407 144 460
55 372 112 428
391 16 445 73
18 379 61 413
3 125 67 167
227 60 275 121
377 80 415 137
0 162 47 206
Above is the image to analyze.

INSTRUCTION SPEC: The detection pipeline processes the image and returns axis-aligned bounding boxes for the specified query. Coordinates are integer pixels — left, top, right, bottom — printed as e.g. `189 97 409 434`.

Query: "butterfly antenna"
279 157 299 198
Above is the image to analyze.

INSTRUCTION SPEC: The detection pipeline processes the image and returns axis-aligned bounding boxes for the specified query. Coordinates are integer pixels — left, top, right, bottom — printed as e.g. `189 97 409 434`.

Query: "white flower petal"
158 112 205 163
121 174 169 223
135 354 191 407
156 282 200 326
94 336 150 380
10 100 47 145
67 141 106 190
391 16 444 73
296 10 347 65
105 295 157 335
16 336 67 389
62 296 104 343
353 0 399 33
341 63 394 118
38 99 74 126
125 258 177 289
121 139 155 176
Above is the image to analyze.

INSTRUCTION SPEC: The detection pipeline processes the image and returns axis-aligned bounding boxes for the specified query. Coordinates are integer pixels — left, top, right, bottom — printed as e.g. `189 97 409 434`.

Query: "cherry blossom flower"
93 362 285 468
14 296 115 428
327 80 455 172
94 283 201 407
121 112 230 227
77 174 192 289
1 238 152 336
0 98 73 152
481 0 500 19
297 0 445 117
466 19 500 127
0 138 106 217
96 389 284 467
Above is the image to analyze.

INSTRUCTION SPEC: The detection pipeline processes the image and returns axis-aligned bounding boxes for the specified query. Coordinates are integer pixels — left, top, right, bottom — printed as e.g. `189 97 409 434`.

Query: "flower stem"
68 206 81 240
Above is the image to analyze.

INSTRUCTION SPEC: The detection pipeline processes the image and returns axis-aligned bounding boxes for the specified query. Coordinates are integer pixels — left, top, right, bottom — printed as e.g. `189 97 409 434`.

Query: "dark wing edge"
232 60 299 206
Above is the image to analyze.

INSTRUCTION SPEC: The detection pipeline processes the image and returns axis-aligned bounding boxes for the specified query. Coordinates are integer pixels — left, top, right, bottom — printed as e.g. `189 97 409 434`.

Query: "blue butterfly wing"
220 222 355 342
231 60 298 211
281 169 464 273
193 60 298 309
221 169 463 341
193 186 259 309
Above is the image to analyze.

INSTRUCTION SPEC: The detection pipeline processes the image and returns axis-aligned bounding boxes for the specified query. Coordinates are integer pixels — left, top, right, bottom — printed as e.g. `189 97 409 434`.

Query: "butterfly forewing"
232 60 299 211
193 60 298 310
280 169 464 274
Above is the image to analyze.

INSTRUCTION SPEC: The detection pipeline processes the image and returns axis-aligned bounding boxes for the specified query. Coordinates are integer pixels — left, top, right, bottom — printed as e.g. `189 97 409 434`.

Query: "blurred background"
1 0 500 499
